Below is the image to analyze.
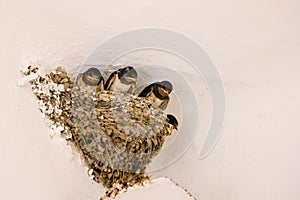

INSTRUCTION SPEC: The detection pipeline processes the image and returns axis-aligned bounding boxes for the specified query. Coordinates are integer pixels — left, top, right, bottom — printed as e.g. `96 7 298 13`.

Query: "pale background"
0 0 300 199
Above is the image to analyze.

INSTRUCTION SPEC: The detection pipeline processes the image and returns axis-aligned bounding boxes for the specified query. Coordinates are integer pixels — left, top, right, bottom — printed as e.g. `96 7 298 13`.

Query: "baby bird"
167 114 179 130
138 81 173 110
104 66 138 94
76 67 104 90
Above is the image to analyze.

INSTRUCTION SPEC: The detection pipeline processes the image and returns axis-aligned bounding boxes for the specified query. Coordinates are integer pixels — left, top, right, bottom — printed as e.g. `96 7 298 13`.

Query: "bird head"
82 68 103 86
157 80 173 98
167 114 178 130
118 66 138 84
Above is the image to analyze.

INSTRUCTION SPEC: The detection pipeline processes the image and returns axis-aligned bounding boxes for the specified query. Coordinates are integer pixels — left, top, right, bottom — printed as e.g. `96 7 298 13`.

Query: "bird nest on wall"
21 66 178 199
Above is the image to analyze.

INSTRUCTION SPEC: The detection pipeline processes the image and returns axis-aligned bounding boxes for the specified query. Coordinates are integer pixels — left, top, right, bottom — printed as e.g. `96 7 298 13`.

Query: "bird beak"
161 88 169 95
125 76 135 82
87 76 98 82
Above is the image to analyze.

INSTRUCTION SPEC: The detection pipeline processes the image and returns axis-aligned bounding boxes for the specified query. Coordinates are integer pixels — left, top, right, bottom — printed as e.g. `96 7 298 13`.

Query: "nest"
22 66 176 198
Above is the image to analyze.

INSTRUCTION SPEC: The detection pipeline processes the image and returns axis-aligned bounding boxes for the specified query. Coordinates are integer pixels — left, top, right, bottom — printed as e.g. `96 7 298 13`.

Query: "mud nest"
21 66 176 198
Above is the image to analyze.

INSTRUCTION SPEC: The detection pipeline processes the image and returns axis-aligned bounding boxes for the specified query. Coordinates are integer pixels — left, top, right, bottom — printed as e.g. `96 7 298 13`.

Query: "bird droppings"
20 66 177 199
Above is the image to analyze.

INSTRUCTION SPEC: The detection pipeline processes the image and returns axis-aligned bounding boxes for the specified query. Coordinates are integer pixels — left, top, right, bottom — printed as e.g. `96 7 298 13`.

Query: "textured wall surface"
0 0 300 199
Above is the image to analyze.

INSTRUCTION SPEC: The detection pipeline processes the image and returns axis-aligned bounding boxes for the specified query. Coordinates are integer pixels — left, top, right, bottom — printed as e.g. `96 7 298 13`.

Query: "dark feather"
104 71 118 90
138 83 155 97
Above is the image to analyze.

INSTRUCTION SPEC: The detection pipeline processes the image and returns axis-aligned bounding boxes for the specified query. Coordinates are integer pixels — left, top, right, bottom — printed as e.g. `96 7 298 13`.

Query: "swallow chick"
138 80 173 110
76 67 104 90
167 114 179 130
104 66 138 94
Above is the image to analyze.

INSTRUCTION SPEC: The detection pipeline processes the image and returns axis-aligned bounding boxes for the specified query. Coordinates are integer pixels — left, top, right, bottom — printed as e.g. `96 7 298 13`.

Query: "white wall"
0 0 300 199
